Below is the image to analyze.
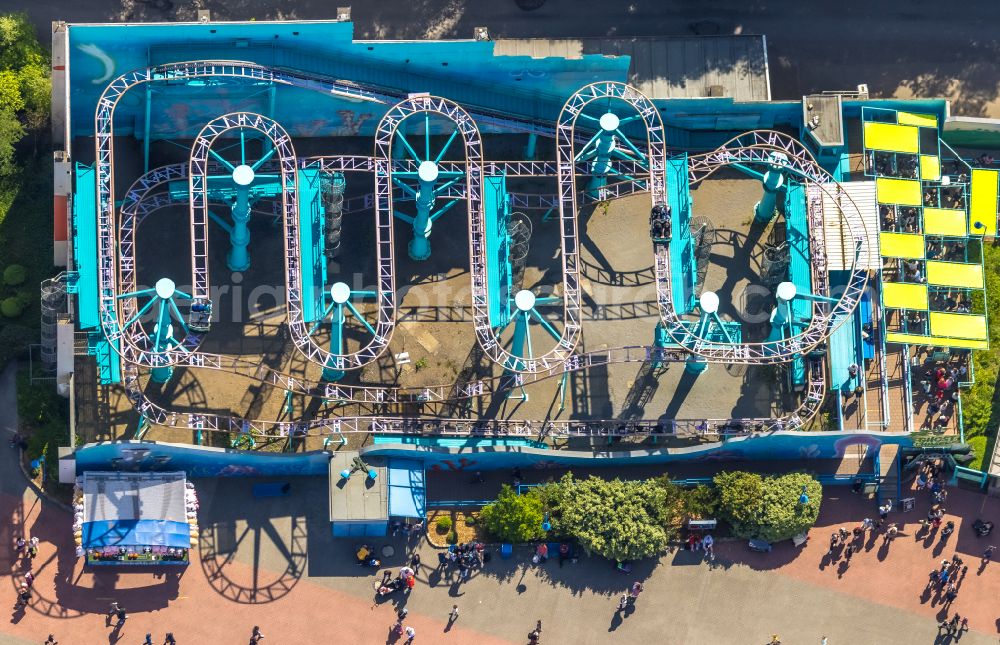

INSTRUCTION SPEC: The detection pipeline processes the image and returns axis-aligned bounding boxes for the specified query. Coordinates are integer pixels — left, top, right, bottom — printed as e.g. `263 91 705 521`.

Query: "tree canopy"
479 484 546 543
556 474 670 562
714 471 822 542
0 13 48 174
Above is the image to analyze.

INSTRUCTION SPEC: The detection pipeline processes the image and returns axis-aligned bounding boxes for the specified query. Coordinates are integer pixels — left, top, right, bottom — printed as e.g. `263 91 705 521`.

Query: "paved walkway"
2 362 999 644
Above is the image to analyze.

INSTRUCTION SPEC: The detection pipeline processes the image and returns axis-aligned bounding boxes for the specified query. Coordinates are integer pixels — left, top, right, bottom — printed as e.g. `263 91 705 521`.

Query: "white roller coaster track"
92 64 834 440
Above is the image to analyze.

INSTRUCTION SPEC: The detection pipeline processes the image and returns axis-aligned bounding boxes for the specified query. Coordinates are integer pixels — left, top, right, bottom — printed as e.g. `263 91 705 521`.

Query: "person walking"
143 634 153 645
15 583 30 608
447 605 459 626
24 570 34 587
629 581 643 601
43 635 57 644
163 633 176 645
249 626 264 644
984 545 995 563
528 620 542 643
617 594 628 612
115 606 128 626
106 601 121 624
404 625 416 643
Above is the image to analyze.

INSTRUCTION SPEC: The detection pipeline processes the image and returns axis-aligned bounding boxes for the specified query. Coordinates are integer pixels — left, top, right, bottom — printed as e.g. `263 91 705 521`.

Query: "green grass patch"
967 435 988 472
0 155 55 367
961 243 1000 441
16 365 68 484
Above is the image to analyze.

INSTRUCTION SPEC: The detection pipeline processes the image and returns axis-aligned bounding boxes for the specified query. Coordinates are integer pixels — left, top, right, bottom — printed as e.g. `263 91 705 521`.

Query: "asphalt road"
5 0 1000 116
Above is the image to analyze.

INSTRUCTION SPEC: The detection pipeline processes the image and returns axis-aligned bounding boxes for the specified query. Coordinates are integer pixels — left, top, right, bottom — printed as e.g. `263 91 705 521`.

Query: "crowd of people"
917 364 965 432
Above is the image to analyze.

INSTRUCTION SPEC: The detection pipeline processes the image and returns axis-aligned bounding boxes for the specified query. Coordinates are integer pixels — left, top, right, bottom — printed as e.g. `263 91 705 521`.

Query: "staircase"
879 443 901 503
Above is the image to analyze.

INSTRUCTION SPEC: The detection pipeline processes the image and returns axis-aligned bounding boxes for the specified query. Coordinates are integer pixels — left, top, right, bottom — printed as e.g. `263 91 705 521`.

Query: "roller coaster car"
189 299 213 333
650 204 672 243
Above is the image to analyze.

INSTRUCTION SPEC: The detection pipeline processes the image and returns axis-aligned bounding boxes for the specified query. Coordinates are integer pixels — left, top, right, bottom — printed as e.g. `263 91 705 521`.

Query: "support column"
652 321 669 368
409 161 437 261
503 290 535 400
586 112 619 197
143 85 152 173
771 281 796 327
524 132 538 160
323 283 350 382
684 291 718 375
754 169 785 224
150 278 176 384
227 164 254 272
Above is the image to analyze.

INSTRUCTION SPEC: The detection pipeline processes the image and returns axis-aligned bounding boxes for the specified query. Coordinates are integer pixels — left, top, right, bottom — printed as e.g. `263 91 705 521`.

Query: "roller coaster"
90 60 870 442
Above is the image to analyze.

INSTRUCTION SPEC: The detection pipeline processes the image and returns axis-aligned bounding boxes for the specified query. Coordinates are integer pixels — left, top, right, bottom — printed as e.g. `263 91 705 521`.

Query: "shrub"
446 531 458 544
3 263 25 285
714 471 765 536
435 516 452 534
967 435 987 471
557 475 669 562
464 515 476 527
715 471 822 542
479 484 545 543
0 323 32 366
1 295 22 317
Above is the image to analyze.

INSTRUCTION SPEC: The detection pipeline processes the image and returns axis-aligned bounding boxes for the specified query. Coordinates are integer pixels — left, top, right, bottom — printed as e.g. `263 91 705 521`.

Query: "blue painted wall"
73 432 912 477
66 21 630 140
74 440 331 477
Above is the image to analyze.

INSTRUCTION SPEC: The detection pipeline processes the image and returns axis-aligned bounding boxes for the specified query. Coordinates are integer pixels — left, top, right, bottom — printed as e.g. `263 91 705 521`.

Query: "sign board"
900 497 915 512
58 458 76 484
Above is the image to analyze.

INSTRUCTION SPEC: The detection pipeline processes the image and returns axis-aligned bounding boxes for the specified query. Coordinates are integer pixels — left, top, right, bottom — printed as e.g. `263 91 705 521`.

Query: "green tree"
714 471 765 536
479 484 545 543
714 471 822 542
682 484 718 520
3 263 25 285
558 476 669 562
756 473 822 542
0 107 23 175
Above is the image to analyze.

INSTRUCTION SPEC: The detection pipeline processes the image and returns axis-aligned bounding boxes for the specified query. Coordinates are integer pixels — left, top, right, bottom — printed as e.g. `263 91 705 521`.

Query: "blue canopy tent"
388 459 426 520
80 471 193 565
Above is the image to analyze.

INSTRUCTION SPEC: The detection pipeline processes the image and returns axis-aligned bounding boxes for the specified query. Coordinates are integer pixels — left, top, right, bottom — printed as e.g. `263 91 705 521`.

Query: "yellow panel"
923 208 967 236
926 261 984 288
879 232 925 259
882 282 928 310
930 312 988 340
876 177 922 206
969 169 999 236
898 112 938 128
919 155 941 181
885 332 988 350
863 121 920 154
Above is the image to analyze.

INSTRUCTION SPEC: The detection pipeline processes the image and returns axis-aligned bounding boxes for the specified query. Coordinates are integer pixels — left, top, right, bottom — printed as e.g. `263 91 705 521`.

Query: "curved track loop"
654 129 870 363
95 61 387 371
97 68 832 440
373 94 581 373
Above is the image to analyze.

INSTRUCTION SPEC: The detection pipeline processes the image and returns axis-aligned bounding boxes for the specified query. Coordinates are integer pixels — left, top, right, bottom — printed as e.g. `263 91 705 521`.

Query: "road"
4 0 1000 116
